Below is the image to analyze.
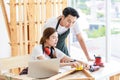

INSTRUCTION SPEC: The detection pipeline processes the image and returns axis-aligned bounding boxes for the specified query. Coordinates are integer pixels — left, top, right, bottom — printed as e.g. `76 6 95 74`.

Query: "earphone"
44 47 55 58
44 47 51 56
42 44 55 58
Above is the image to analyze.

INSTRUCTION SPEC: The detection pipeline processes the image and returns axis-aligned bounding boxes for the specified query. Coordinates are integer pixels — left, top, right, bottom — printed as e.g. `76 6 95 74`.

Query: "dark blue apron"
56 19 70 56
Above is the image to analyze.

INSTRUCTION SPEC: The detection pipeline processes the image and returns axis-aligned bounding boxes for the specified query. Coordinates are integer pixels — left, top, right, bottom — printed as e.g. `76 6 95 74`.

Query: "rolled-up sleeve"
72 19 81 35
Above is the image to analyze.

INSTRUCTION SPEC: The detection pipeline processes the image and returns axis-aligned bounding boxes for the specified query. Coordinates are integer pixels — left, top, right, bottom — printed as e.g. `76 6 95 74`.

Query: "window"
68 0 120 62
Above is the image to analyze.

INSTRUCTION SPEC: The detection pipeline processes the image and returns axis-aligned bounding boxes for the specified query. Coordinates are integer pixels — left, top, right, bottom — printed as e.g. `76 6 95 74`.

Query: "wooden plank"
41 0 45 31
53 0 56 16
27 0 35 53
36 0 41 44
58 70 94 80
62 0 67 10
0 0 11 40
82 69 93 77
47 68 94 80
0 0 1 4
110 76 116 80
58 77 94 80
10 0 18 56
110 73 120 80
57 0 62 16
0 74 34 80
18 0 23 55
0 55 34 80
10 0 20 74
0 74 22 80
23 0 28 54
46 68 76 80
0 55 29 70
46 0 52 19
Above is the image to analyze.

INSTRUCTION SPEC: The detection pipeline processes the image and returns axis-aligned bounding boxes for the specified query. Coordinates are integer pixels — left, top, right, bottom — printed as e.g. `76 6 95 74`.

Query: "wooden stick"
82 69 93 77
18 0 23 55
58 77 94 80
58 0 62 16
36 0 40 44
27 0 35 53
46 0 52 19
23 0 28 54
0 0 10 40
46 68 76 80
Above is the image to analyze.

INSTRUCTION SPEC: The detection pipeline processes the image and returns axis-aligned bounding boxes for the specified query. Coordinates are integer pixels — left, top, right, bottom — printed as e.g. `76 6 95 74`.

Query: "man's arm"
76 33 94 61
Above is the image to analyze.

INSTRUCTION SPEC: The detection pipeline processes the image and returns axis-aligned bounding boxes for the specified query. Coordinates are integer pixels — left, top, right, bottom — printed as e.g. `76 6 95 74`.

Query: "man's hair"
63 7 79 18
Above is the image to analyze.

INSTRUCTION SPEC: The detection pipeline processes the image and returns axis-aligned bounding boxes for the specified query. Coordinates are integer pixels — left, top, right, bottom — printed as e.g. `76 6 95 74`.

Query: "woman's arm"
60 56 73 63
60 56 84 64
60 61 81 68
60 56 90 69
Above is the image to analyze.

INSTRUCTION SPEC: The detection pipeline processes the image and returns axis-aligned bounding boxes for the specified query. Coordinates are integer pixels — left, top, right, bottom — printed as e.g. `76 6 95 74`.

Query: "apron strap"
55 18 70 56
56 18 61 30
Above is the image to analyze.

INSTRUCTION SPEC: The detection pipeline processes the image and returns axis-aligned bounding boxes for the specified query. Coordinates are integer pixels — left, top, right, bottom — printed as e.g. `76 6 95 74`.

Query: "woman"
30 27 88 68
19 27 89 75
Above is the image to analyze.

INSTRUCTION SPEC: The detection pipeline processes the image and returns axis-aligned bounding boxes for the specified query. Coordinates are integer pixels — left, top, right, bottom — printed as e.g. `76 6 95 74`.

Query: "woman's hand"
60 56 72 63
70 61 82 68
76 60 90 70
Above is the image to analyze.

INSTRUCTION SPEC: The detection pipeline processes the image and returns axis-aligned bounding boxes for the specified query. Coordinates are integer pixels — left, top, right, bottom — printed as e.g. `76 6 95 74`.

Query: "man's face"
61 15 77 28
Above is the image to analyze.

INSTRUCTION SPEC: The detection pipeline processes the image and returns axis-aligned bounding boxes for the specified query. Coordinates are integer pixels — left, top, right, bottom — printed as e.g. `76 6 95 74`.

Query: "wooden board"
47 69 94 80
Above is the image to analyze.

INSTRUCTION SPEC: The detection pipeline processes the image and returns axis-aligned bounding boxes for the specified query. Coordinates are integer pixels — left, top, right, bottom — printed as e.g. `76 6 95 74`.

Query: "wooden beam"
10 0 18 56
23 0 28 54
0 0 11 40
18 0 23 55
9 0 20 74
36 0 41 44
46 0 52 19
62 0 67 10
46 68 76 80
27 0 35 53
110 73 120 80
82 69 93 77
0 55 29 70
47 69 94 80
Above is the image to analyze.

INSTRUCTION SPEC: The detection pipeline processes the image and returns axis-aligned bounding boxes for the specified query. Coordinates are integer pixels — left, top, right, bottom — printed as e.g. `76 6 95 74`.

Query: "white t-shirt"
44 17 81 35
30 45 65 60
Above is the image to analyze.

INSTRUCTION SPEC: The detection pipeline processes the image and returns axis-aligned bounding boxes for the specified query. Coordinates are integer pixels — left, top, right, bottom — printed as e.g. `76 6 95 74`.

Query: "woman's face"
61 15 77 28
46 32 58 47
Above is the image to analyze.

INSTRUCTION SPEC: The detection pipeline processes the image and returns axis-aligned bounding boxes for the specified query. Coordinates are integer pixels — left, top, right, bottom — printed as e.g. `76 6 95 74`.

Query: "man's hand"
87 57 94 61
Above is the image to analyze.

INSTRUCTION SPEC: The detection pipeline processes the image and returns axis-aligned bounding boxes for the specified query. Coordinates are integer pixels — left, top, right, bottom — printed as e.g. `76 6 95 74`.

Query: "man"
44 7 93 61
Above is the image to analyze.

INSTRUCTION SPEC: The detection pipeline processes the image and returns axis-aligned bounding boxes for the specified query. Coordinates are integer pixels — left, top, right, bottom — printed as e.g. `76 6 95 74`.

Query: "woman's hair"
63 7 79 18
40 27 56 44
